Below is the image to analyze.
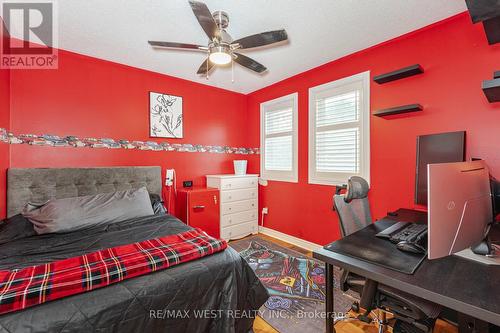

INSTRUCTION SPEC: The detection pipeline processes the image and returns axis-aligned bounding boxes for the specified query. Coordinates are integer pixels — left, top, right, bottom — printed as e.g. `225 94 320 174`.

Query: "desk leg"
326 263 336 333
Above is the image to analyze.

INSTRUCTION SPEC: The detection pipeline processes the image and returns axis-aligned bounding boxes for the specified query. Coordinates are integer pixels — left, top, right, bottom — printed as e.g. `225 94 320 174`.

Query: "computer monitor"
492 177 500 219
427 160 493 260
415 131 465 205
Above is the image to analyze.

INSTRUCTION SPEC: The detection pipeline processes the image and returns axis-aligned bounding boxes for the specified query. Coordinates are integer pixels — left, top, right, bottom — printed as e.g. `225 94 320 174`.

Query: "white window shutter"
265 108 293 135
265 135 293 171
260 93 298 183
316 91 359 127
309 72 370 186
316 128 359 173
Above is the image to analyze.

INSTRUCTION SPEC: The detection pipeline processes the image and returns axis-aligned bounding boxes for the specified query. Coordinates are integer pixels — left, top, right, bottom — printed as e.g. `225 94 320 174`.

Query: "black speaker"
465 0 500 23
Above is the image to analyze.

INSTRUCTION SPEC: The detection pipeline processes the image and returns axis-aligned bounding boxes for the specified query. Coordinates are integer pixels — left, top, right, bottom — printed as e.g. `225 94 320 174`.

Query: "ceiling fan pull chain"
231 58 234 83
206 54 209 80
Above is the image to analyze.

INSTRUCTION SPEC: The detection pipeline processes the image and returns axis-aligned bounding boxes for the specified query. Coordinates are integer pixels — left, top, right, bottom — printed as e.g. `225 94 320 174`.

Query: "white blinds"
260 93 298 182
264 108 293 171
315 90 360 174
265 109 293 135
316 128 359 173
265 135 292 171
316 91 359 127
309 72 369 185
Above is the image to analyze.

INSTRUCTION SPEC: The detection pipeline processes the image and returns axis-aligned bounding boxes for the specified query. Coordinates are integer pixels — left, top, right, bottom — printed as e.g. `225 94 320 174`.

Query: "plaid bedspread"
0 228 227 315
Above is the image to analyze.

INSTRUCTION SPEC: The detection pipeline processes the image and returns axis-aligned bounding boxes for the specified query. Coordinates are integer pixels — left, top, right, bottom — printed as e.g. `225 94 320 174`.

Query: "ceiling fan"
148 0 288 77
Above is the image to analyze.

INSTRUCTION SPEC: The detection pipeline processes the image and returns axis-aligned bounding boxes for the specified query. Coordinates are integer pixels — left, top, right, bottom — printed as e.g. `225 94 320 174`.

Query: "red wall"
0 19 11 219
3 13 499 245
247 13 500 245
6 48 249 217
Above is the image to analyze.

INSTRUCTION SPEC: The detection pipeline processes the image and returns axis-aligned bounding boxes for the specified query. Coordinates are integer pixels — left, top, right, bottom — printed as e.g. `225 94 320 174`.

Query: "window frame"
308 71 370 186
260 92 299 183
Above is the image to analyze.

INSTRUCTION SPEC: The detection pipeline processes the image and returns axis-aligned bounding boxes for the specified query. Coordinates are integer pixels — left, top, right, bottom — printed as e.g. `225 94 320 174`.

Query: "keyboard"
376 221 428 243
390 224 427 243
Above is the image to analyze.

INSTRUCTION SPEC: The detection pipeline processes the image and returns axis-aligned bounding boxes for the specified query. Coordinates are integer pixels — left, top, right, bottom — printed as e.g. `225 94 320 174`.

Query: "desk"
313 209 500 333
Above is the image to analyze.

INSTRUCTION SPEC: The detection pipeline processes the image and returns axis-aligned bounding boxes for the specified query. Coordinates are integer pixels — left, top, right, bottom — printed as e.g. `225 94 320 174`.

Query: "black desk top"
314 209 500 326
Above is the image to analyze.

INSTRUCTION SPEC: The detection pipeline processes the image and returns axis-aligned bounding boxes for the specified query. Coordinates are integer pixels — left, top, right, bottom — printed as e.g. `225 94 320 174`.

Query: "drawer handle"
228 207 232 211
228 196 232 199
251 193 255 196
251 204 255 207
193 205 205 209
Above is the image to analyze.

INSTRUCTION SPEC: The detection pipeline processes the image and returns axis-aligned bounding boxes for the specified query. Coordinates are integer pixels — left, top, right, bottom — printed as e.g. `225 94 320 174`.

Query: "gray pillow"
0 214 36 245
22 187 154 234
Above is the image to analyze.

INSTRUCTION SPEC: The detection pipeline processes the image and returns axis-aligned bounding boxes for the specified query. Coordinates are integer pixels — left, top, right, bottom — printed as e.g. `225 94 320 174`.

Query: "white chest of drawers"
206 174 259 241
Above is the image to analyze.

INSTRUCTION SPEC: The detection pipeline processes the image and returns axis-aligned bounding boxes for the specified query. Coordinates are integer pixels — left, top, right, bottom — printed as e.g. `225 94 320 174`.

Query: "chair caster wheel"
351 302 360 313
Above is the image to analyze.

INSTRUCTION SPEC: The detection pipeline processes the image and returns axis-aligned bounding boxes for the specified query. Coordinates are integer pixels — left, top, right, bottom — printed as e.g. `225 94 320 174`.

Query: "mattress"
0 214 269 333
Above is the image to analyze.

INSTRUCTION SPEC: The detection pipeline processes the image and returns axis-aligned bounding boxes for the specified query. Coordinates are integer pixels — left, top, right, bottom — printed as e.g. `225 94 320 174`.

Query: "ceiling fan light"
208 45 232 65
209 51 231 65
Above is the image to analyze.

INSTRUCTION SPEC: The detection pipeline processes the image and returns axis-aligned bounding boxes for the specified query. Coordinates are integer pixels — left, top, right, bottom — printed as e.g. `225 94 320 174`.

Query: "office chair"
333 176 441 333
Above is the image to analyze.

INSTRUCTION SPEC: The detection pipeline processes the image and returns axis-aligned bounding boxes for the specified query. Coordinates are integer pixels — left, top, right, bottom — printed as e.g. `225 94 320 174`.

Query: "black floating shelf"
373 104 423 117
494 71 500 79
483 16 500 45
373 64 424 84
482 78 500 103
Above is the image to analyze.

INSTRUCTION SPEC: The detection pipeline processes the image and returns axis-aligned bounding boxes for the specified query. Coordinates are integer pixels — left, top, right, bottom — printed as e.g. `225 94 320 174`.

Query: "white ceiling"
28 1 469 93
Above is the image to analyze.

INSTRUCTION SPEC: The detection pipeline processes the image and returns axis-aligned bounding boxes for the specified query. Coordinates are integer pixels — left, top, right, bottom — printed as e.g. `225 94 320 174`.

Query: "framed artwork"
149 92 183 138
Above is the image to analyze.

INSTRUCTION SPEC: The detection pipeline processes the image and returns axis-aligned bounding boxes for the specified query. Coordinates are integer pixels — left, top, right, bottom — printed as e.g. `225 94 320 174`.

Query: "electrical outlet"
262 207 268 214
166 169 175 186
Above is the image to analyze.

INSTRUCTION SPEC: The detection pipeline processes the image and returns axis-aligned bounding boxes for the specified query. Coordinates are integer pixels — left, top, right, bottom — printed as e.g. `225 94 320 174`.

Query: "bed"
0 167 268 333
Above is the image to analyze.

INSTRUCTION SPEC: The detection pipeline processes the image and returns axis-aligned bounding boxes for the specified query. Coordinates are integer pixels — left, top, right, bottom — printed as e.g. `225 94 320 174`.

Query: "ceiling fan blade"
148 41 205 51
232 30 288 49
233 53 267 73
188 0 219 40
197 58 215 75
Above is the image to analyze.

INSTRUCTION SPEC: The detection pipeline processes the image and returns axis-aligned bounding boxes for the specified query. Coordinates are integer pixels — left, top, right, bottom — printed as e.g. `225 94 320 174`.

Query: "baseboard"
258 226 322 252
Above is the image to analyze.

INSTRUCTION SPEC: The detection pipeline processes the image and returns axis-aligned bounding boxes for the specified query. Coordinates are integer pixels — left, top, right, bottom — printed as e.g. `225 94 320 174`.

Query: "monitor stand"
454 247 500 265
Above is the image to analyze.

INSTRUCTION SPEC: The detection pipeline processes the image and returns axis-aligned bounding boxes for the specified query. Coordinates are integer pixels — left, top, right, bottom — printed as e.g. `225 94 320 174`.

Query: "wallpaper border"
0 128 260 155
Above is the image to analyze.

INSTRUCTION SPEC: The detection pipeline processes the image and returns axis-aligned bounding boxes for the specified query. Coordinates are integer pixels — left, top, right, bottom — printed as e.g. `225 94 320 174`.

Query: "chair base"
338 305 438 333
336 307 393 333
393 317 436 333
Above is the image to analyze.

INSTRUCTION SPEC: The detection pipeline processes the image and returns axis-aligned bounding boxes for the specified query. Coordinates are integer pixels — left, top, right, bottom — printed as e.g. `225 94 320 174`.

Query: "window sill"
260 176 298 183
308 177 349 187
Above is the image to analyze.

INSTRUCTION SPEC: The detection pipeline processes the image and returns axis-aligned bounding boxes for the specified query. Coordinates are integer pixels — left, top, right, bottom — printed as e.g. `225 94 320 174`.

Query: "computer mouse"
396 241 426 254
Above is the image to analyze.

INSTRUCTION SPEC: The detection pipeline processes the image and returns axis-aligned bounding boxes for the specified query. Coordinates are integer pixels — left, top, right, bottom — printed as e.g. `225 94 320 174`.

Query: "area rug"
230 236 354 333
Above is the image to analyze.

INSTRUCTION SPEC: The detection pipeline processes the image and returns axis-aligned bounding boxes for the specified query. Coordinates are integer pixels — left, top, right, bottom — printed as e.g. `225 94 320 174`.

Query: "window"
308 72 370 185
260 93 298 182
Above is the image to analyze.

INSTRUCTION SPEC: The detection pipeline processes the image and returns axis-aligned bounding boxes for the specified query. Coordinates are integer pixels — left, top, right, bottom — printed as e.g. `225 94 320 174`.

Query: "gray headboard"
7 166 162 218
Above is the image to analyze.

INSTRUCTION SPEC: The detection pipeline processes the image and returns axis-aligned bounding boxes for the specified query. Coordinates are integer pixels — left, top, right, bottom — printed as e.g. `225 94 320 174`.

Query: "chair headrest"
344 176 369 202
